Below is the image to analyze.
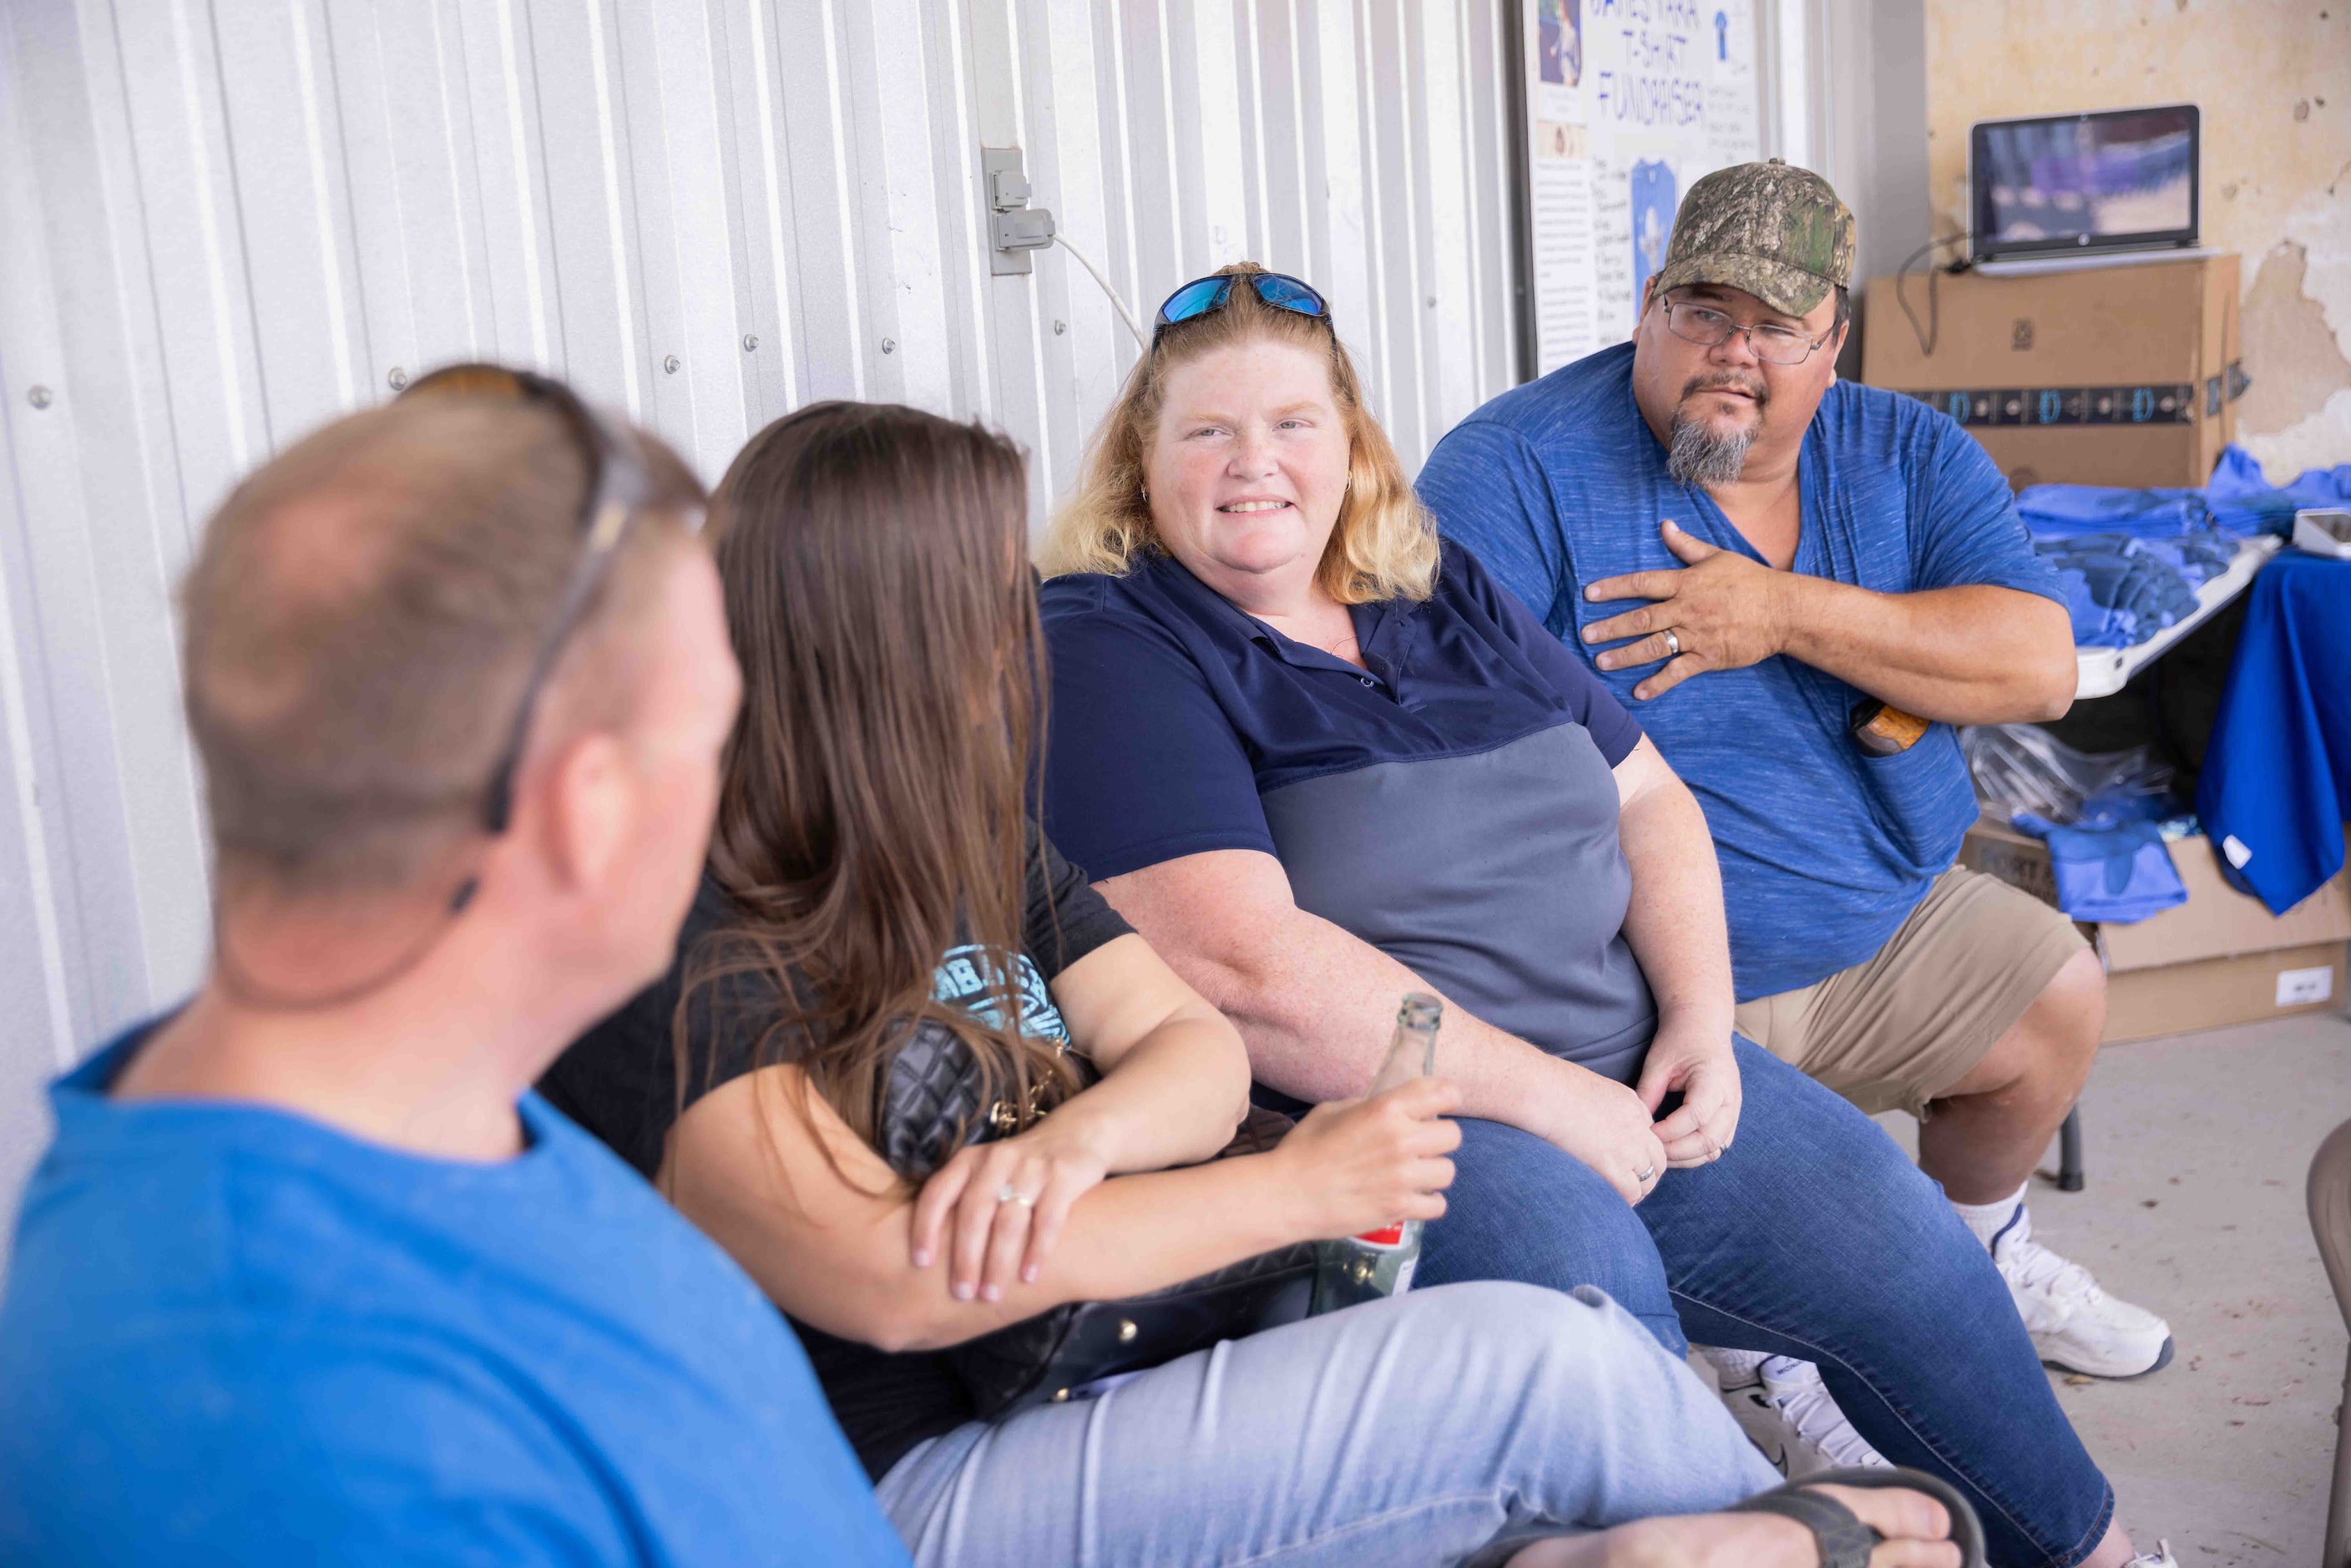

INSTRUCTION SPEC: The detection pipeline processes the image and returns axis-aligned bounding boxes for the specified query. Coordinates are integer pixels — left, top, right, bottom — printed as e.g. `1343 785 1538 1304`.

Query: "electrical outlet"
2276 965 2334 1008
981 147 1053 276
991 208 1056 253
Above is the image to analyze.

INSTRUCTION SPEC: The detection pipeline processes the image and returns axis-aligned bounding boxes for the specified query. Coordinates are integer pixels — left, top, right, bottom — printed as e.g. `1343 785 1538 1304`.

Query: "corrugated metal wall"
0 0 1530 1263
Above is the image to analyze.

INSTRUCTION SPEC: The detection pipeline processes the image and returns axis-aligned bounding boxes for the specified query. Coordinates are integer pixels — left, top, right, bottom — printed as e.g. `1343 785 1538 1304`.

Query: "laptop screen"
1970 105 2200 262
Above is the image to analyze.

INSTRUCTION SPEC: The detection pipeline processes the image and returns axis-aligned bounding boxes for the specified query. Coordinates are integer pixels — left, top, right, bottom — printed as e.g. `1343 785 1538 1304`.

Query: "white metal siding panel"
0 9 83 1232
0 0 1542 1272
1304 3 1372 413
9 3 214 1022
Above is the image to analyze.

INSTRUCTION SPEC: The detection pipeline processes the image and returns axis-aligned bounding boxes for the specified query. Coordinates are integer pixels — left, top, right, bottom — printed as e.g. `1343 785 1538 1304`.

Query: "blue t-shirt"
1040 543 1663 1085
1418 342 2064 1000
0 1025 910 1567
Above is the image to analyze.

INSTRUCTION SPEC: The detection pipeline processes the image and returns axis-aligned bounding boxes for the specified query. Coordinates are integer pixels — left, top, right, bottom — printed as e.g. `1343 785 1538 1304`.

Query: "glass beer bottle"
1310 993 1442 1315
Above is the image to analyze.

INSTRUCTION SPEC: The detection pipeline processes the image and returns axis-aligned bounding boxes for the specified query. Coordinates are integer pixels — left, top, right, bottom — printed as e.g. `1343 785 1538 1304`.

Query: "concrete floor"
1877 1009 2351 1565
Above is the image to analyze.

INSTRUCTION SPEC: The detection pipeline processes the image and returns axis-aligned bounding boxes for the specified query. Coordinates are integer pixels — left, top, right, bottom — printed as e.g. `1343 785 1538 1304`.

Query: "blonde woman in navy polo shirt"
1038 265 2144 1568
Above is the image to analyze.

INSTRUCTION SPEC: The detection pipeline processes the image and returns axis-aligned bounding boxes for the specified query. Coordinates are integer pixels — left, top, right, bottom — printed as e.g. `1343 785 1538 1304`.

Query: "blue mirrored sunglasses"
1152 271 1330 347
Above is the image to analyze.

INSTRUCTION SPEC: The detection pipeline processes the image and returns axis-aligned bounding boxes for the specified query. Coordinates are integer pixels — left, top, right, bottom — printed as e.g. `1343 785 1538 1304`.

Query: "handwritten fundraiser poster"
1522 0 1762 376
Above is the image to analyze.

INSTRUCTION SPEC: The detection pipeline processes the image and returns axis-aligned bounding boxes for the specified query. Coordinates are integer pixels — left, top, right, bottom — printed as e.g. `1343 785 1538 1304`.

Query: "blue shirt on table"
1041 540 1661 1086
1418 342 2065 1002
0 1025 910 1568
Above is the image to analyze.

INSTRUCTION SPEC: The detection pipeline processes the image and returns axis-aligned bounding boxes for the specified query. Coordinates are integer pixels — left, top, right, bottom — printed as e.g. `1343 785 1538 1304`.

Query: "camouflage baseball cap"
1653 159 1855 319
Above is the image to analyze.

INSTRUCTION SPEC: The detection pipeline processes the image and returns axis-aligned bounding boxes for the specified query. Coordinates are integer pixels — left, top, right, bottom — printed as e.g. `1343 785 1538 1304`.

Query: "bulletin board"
1511 0 1765 380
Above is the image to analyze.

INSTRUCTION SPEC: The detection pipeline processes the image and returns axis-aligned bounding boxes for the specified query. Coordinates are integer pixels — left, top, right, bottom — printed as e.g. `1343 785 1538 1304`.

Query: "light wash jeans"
873 1280 1780 1568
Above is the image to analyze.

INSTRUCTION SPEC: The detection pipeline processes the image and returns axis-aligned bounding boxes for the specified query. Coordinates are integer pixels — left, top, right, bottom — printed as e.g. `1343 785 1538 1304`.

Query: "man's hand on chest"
1576 520 1801 701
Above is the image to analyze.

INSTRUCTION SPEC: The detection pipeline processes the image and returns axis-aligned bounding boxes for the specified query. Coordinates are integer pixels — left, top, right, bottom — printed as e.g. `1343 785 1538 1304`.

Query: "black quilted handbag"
878 1017 1317 1419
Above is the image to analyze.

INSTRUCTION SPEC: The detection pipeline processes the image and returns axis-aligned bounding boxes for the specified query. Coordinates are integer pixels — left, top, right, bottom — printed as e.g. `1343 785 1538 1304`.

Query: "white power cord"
1053 234 1148 349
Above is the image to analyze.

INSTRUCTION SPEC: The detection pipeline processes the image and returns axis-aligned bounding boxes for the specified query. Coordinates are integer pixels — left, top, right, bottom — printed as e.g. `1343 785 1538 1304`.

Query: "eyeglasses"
1661 298 1836 367
397 363 654 834
1152 271 1330 348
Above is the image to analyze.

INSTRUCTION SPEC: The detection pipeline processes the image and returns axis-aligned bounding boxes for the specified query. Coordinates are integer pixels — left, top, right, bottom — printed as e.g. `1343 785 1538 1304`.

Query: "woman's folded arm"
660 1060 1457 1353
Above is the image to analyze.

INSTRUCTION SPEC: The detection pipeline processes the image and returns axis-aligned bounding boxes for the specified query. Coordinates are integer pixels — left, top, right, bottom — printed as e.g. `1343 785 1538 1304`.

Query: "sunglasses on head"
1151 271 1330 349
397 363 658 837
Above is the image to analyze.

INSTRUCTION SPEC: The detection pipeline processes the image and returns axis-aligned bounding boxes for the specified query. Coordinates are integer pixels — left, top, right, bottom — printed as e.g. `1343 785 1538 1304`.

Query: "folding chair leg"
2056 1106 2085 1192
2309 1118 2351 1568
2329 1345 2351 1568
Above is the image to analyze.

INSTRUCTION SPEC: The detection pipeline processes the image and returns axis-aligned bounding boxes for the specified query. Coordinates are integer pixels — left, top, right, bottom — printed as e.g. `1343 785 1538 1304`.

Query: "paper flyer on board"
1521 0 1761 377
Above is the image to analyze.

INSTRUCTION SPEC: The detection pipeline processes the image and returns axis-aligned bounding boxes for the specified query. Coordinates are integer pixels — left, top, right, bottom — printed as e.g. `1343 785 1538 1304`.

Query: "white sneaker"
2124 1541 2177 1566
1714 1355 1890 1478
1993 1206 2174 1378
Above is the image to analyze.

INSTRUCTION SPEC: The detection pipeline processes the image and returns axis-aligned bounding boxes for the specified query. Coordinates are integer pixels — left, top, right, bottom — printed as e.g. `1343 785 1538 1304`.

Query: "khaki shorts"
1732 867 2089 1120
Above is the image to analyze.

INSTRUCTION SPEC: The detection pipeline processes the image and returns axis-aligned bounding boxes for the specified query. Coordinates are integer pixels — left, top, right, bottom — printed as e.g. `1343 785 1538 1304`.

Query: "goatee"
1665 412 1757 487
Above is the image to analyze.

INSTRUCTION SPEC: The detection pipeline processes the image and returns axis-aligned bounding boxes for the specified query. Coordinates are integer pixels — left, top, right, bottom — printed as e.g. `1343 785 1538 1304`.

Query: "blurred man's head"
181 386 739 1025
1629 160 1855 485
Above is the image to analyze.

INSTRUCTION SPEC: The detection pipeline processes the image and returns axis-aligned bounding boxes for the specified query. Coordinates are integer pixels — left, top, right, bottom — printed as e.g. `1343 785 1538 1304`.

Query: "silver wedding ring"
1660 627 1683 657
996 1183 1034 1206
1634 1161 1657 1183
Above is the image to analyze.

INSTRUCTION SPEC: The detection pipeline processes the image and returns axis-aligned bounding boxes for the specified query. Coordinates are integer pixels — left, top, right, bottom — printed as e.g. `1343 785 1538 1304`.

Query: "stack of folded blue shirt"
1964 726 2195 924
2017 443 2351 541
2032 529 2237 648
2205 444 2351 535
2011 443 2351 650
2010 787 2194 925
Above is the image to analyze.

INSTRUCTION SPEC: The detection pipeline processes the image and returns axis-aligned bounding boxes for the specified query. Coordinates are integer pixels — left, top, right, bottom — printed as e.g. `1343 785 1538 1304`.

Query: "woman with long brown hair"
541 399 1964 1568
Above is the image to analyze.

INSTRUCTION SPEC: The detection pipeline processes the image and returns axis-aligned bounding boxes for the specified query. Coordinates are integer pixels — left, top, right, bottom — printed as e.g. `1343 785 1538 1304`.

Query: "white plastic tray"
2073 534 2283 700
2293 508 2351 559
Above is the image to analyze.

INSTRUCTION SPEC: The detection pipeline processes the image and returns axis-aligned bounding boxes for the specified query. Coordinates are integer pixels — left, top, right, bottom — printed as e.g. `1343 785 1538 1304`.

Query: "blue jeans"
877 1281 1781 1567
1418 1037 2115 1568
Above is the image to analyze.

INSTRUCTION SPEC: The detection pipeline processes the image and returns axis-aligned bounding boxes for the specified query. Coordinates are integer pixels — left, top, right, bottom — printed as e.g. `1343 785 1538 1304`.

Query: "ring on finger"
1660 627 1683 657
994 1183 1035 1207
1634 1161 1657 1183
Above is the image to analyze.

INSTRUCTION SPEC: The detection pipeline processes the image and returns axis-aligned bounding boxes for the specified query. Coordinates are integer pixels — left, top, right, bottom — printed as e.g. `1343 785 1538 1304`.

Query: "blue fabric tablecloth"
2197 549 2351 915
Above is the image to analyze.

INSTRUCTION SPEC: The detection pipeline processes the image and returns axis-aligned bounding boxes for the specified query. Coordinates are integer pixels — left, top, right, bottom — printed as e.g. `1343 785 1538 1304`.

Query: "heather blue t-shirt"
1418 342 2064 1001
0 1025 910 1567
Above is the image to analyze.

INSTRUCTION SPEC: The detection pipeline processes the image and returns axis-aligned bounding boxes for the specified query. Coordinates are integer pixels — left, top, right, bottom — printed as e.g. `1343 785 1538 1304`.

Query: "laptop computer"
1970 104 2201 267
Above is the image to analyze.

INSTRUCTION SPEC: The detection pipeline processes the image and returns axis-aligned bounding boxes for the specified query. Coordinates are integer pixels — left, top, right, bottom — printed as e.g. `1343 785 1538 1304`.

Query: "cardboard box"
2099 944 2346 1044
1958 814 2351 1043
1862 255 2242 489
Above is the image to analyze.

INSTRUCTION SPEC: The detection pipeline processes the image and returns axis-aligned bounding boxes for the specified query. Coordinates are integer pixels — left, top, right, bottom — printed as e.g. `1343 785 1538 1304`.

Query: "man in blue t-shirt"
0 387 909 1566
1420 162 2173 1454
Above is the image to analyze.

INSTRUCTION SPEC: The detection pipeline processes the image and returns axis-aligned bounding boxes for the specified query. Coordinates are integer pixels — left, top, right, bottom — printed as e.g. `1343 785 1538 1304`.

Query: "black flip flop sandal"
1728 1465 1987 1568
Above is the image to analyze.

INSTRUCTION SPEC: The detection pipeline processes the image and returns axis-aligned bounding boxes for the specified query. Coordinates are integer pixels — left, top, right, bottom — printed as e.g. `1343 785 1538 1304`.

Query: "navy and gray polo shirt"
1039 539 1661 1085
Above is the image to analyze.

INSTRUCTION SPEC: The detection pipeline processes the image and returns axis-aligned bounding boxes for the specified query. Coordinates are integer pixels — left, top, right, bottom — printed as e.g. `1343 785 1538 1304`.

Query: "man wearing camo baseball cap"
1422 159 2173 1535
